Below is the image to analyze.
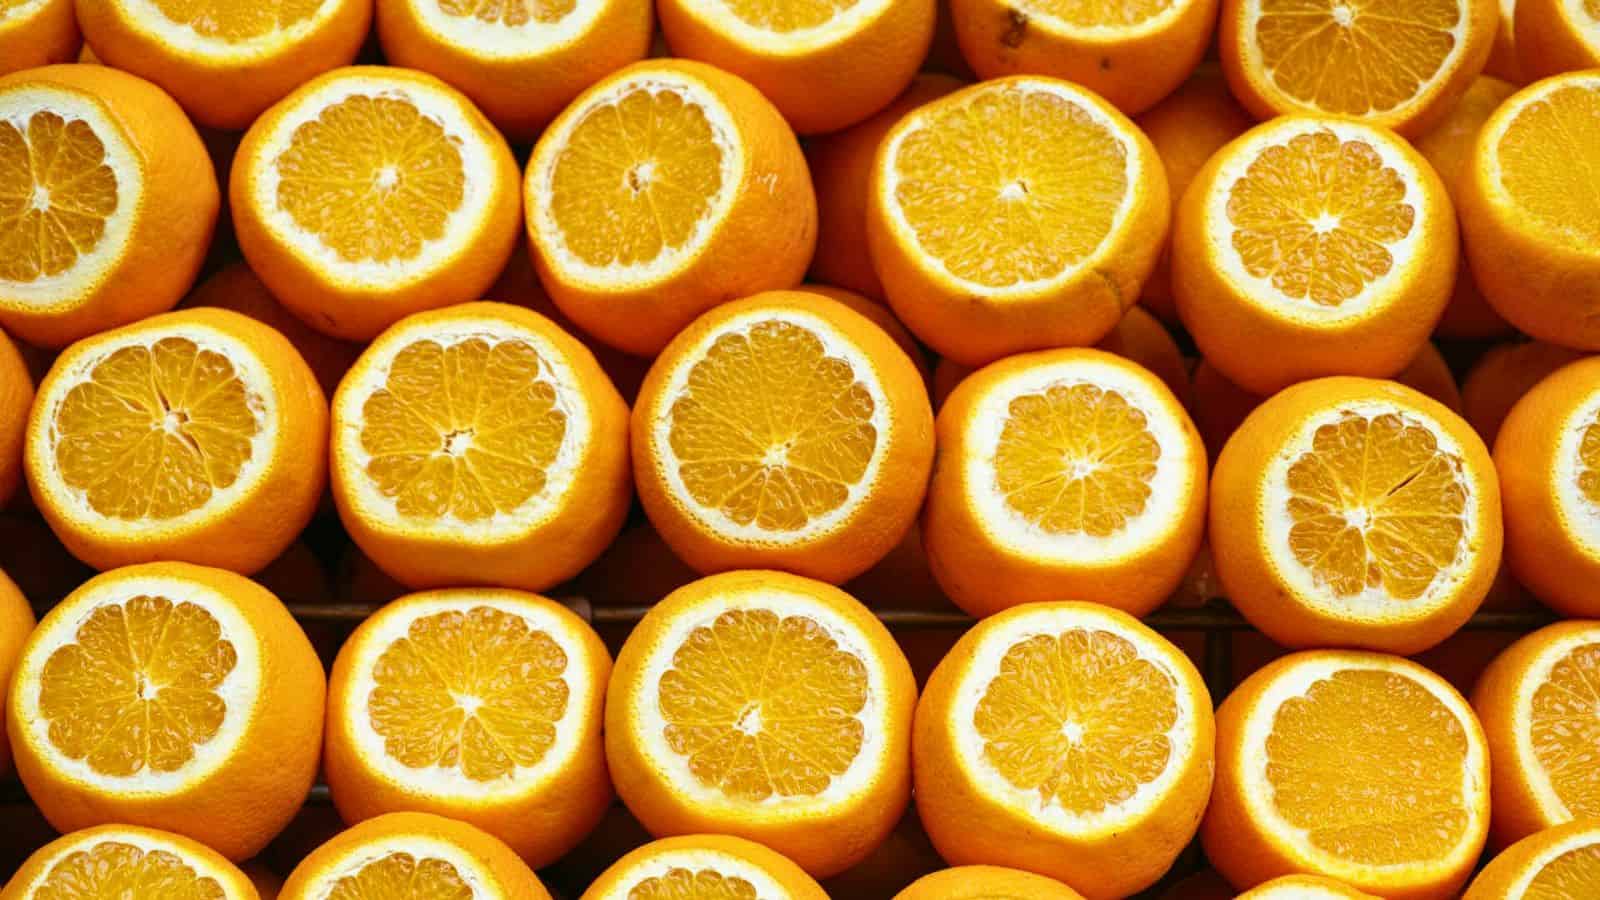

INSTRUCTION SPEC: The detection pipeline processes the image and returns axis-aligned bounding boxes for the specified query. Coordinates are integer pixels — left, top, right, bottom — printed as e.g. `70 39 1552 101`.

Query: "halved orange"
0 824 258 900
579 834 829 900
894 866 1086 899
1236 875 1382 899
1515 0 1600 78
1463 819 1600 899
0 0 78 76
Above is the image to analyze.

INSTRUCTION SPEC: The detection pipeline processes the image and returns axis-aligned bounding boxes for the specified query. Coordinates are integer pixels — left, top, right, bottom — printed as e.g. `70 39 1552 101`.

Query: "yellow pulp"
720 0 852 29
892 83 1128 288
1254 0 1461 115
32 841 224 900
1227 130 1414 306
993 383 1160 537
548 86 725 269
1531 642 1600 821
276 94 465 264
325 853 473 900
1267 668 1469 865
1498 85 1600 248
1582 414 1600 507
1527 842 1600 899
974 628 1177 815
1284 411 1468 600
38 596 237 777
658 608 869 802
437 0 574 25
55 337 260 520
149 0 321 39
627 868 758 900
667 320 877 532
0 111 117 282
368 606 569 781
1030 0 1173 27
359 337 567 522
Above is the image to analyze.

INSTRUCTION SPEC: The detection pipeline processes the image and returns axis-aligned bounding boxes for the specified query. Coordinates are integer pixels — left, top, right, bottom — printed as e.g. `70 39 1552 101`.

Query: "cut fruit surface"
626 868 755 899
1525 843 1600 897
324 851 473 899
1530 642 1600 821
31 839 227 899
578 835 830 900
147 0 323 40
437 0 576 25
1494 84 1600 249
0 109 117 283
1026 0 1175 27
715 0 855 30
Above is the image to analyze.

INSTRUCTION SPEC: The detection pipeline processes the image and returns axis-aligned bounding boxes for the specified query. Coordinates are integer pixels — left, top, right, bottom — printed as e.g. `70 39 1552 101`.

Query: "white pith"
18 829 250 899
1561 0 1600 42
251 73 502 289
948 604 1201 837
29 322 279 537
961 355 1198 563
646 308 892 544
108 0 341 60
1237 654 1487 884
877 77 1144 297
334 315 590 543
589 847 793 900
1504 823 1600 897
0 87 140 311
530 70 743 288
1248 885 1359 899
342 592 596 800
1260 399 1482 617
1006 0 1189 40
0 0 49 26
405 0 610 57
676 0 894 53
13 574 263 795
306 835 495 899
632 589 893 816
1204 118 1429 323
1239 0 1472 119
1511 625 1600 823
1482 73 1600 252
1554 389 1600 556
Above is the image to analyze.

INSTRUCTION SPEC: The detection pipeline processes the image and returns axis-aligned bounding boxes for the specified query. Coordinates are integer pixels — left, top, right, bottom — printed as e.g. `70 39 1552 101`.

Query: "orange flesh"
994 383 1161 537
1582 414 1600 507
667 320 877 532
38 596 237 777
1227 130 1414 306
658 608 869 802
148 0 322 39
892 84 1128 288
1531 642 1600 820
1032 0 1173 26
720 0 851 29
54 337 261 520
1254 0 1461 115
1527 841 1600 899
627 868 758 899
368 605 569 781
974 628 1177 815
0 111 118 282
1498 85 1600 248
1284 410 1467 600
32 840 225 900
437 0 575 25
548 86 725 268
359 337 568 522
276 94 465 264
325 852 473 900
1266 668 1469 865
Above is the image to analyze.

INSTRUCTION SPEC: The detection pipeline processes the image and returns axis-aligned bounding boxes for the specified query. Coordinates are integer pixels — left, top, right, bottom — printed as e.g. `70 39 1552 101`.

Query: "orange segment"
276 94 466 264
437 0 576 25
666 320 877 532
1284 411 1468 600
1527 843 1600 897
658 607 869 802
1227 130 1414 306
891 87 1129 287
0 110 118 282
1530 642 1600 820
1266 667 1471 865
53 337 261 520
1496 84 1600 248
147 0 322 39
37 595 236 777
719 0 852 30
369 605 569 781
358 338 567 522
994 384 1160 536
31 840 227 899
1582 415 1600 506
628 868 757 899
974 629 1177 815
1034 0 1173 25
325 852 472 899
546 87 725 269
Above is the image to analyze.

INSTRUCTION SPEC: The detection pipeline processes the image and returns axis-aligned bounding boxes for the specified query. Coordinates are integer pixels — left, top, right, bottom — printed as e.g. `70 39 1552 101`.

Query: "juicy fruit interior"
39 596 237 777
1284 410 1468 601
55 337 261 520
667 319 877 532
1227 130 1414 306
1530 642 1600 820
1253 0 1461 115
368 605 570 781
438 0 575 25
974 628 1177 815
33 840 225 899
548 85 725 269
0 110 117 282
893 84 1128 288
150 0 321 39
628 867 758 899
1526 842 1600 899
1583 413 1600 508
721 0 853 30
1267 668 1469 865
995 382 1161 537
1498 85 1600 248
360 336 568 522
1029 0 1173 27
326 852 474 900
658 607 869 802
276 93 465 264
